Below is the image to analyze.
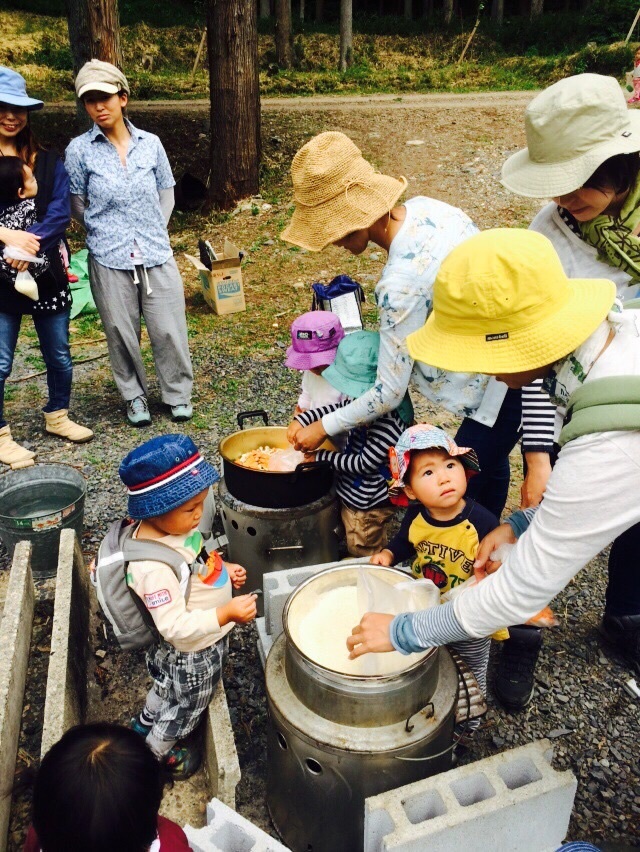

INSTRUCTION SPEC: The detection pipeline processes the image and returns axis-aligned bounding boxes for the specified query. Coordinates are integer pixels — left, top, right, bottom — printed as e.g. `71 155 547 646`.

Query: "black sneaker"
494 625 543 713
164 743 202 781
600 613 640 677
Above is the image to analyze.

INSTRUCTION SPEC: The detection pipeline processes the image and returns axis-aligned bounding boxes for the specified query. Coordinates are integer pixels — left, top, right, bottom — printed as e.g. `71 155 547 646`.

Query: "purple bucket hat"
285 311 345 371
389 424 480 506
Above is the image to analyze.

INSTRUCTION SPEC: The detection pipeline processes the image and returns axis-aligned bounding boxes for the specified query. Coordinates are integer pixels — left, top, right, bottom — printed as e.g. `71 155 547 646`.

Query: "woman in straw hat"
347 228 640 684
497 73 640 680
283 131 523 522
65 60 193 428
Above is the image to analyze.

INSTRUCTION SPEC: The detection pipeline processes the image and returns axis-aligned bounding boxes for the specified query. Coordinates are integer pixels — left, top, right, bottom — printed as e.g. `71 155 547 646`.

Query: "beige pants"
340 503 396 557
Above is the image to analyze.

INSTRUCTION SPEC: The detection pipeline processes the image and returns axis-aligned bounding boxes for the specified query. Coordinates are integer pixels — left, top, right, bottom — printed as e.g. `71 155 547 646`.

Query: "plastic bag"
14 270 39 301
356 570 440 674
266 447 305 472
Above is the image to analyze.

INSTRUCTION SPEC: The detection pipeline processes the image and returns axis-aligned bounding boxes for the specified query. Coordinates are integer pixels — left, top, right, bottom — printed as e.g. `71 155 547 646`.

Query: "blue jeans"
0 310 72 427
454 387 522 520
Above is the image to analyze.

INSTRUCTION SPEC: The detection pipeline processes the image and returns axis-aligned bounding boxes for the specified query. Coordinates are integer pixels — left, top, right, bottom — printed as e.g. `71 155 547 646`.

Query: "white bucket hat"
501 74 640 198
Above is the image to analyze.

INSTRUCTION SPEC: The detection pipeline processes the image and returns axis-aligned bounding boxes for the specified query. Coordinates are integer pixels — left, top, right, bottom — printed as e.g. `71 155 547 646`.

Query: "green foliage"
27 32 73 70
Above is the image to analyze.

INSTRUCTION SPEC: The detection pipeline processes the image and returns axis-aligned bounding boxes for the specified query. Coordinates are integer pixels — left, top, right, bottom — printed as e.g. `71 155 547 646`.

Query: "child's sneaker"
130 716 152 738
164 744 202 780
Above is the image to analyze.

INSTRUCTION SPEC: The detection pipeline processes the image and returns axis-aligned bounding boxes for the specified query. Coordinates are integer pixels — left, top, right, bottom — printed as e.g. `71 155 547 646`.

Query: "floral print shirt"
65 119 175 270
322 197 495 438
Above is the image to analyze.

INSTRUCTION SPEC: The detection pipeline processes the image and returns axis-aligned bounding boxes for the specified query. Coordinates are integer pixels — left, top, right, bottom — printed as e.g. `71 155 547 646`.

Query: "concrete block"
184 796 290 851
364 739 577 852
0 542 34 850
255 617 273 670
204 679 241 809
41 529 90 758
263 556 370 638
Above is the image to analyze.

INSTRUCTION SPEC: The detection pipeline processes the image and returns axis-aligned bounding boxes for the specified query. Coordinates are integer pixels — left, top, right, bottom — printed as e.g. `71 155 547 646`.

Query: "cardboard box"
185 239 246 315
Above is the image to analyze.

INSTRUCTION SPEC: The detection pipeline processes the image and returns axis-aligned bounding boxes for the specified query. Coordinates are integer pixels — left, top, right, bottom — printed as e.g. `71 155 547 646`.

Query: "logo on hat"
297 330 312 340
486 332 509 342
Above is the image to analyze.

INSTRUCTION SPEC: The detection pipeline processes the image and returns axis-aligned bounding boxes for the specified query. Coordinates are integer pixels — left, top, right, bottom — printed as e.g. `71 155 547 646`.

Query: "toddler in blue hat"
119 434 257 779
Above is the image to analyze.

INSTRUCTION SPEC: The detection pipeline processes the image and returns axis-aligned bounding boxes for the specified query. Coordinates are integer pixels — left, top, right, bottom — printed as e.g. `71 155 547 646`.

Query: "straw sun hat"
501 74 640 199
406 229 616 375
281 132 407 252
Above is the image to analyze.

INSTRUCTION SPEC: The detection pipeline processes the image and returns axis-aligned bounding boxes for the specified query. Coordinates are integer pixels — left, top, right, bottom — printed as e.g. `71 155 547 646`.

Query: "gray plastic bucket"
0 464 86 578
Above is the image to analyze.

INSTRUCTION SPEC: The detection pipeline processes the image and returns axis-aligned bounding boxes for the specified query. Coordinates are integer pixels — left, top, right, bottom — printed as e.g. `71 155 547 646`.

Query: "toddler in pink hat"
285 311 346 414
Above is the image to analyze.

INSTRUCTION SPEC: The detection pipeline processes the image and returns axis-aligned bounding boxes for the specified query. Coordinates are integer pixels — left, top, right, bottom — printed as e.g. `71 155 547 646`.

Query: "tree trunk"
339 0 352 71
490 0 503 24
530 0 544 16
207 0 261 209
300 0 305 22
443 0 453 25
275 0 292 68
422 0 433 16
404 0 412 19
315 0 324 22
259 0 271 18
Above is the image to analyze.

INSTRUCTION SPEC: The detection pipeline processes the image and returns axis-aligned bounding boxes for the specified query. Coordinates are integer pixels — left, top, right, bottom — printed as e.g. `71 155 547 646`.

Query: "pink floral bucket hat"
388 424 480 506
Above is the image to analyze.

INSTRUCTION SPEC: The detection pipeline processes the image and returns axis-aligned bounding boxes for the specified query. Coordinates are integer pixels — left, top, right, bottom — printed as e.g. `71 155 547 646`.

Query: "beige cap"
281 131 407 252
501 74 640 198
75 59 130 99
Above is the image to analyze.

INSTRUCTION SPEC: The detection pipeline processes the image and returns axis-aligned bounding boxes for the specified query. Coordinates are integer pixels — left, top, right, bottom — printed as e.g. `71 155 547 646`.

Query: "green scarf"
581 178 640 281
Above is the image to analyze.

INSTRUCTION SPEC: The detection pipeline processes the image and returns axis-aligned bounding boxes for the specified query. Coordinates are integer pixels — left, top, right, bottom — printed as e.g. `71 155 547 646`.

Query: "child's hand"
369 549 394 566
219 594 258 625
226 562 247 589
287 420 303 445
473 524 516 580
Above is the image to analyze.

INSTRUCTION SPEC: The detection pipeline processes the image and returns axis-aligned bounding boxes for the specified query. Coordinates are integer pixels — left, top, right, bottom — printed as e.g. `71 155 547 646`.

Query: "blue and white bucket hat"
0 67 43 111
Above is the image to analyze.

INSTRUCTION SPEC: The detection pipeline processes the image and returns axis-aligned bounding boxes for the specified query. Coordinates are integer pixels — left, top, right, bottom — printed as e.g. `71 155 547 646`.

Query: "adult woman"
65 60 193 427
282 131 523 522
499 73 640 678
0 66 92 468
347 228 640 684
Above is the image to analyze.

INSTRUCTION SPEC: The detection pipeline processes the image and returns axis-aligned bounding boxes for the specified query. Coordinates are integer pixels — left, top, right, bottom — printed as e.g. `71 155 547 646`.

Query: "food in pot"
235 446 305 472
235 446 279 470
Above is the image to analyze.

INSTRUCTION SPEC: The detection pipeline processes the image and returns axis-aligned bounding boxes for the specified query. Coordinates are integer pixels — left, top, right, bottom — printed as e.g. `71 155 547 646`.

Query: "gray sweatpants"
88 255 193 405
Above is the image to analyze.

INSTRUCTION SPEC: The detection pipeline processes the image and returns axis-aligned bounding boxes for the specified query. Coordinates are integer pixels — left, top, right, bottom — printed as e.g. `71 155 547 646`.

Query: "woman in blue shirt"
65 60 193 427
0 66 93 468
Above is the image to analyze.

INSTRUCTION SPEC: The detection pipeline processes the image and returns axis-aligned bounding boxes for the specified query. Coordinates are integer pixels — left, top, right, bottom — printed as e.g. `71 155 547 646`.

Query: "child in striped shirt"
289 330 413 556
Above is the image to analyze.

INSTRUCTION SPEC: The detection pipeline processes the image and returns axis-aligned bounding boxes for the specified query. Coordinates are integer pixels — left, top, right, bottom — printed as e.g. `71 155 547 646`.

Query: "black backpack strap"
33 149 59 222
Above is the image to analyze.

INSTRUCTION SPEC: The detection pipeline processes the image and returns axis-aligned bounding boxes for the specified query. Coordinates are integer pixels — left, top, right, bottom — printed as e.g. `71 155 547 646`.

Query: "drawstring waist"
132 264 152 295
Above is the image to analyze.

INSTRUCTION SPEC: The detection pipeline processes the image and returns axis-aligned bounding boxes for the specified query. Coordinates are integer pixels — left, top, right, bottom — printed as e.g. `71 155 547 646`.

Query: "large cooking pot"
219 410 335 509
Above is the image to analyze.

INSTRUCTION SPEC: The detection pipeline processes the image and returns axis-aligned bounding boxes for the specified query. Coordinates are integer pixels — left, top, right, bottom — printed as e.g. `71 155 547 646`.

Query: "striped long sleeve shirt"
295 400 405 510
521 378 556 453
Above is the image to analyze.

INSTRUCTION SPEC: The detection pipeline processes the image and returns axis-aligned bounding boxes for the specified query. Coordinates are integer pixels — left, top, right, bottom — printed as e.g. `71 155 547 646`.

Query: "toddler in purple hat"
285 311 345 415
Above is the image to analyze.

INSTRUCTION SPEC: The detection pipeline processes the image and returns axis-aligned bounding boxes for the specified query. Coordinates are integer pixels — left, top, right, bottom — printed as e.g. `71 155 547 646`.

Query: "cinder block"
41 529 90 757
263 556 371 637
184 796 290 851
0 542 34 849
364 739 577 852
255 617 274 669
204 679 241 808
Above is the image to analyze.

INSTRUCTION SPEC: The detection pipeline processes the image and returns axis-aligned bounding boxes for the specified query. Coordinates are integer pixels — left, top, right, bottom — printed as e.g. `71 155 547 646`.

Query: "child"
24 723 190 852
285 311 345 415
289 330 413 557
629 47 640 104
370 424 498 706
119 434 257 779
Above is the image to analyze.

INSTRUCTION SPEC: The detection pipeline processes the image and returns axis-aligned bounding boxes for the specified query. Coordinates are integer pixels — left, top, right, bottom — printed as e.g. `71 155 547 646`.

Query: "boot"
494 625 543 712
44 409 94 443
600 613 640 677
0 425 36 468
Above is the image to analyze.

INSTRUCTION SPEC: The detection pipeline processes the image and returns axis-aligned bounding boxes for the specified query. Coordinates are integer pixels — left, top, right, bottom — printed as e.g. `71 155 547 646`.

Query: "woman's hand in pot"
473 523 516 580
347 612 395 658
0 227 40 259
287 419 303 445
292 420 328 452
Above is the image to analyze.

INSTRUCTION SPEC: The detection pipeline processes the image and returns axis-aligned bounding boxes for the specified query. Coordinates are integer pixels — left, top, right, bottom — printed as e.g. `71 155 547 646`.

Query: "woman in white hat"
283 131 523 524
65 60 193 428
347 229 640 688
498 73 640 680
0 66 93 467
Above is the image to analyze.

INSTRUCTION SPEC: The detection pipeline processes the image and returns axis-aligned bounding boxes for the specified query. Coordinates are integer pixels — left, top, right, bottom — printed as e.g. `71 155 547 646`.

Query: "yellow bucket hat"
406 229 616 375
281 131 407 252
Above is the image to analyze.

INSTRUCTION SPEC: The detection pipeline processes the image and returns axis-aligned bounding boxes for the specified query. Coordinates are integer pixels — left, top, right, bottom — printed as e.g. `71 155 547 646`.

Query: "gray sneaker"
171 403 193 422
127 396 151 427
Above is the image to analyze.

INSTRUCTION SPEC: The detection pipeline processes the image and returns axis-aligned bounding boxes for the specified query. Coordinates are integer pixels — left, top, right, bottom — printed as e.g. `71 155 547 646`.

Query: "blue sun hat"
0 67 44 111
119 434 220 519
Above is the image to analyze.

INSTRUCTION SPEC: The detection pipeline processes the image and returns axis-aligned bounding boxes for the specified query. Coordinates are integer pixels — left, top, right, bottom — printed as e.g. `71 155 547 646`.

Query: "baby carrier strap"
558 376 640 446
33 149 59 222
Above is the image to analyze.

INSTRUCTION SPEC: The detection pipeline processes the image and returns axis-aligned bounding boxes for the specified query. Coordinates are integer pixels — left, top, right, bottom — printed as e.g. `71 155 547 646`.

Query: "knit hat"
501 74 640 198
406 229 616 375
0 67 43 111
281 132 408 252
389 424 479 493
285 311 345 371
75 59 130 99
322 329 380 397
119 434 219 520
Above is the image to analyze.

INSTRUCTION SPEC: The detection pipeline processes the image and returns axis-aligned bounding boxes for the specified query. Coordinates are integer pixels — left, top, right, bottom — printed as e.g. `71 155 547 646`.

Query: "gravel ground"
2 98 639 848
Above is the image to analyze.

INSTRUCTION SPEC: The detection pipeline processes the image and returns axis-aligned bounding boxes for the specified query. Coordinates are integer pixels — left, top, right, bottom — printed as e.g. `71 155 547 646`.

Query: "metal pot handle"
291 460 333 483
237 409 269 429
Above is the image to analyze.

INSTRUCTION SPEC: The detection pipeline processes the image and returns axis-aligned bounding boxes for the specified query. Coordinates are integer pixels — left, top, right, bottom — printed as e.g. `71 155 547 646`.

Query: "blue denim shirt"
65 119 175 270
